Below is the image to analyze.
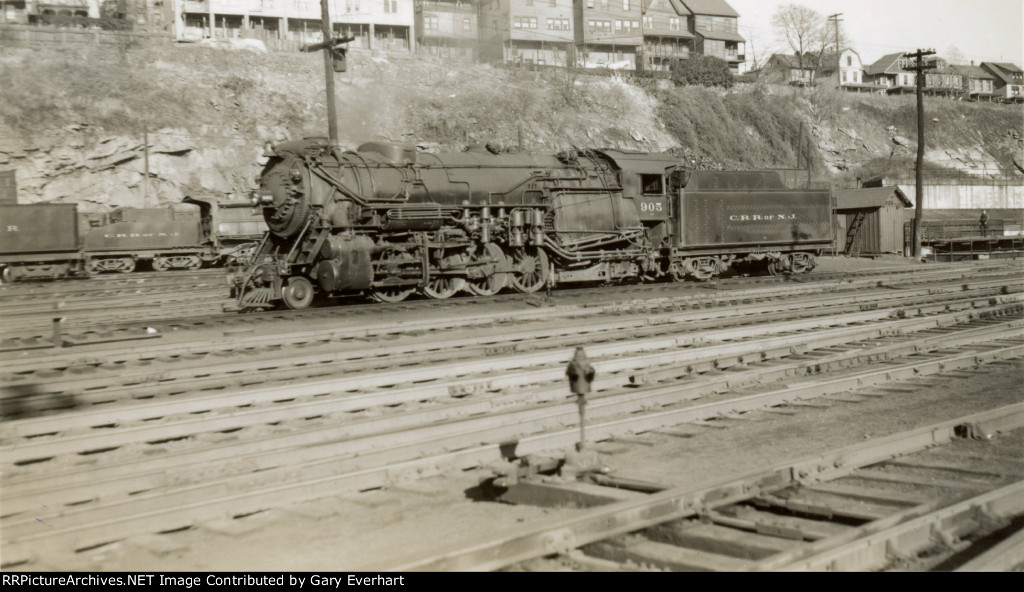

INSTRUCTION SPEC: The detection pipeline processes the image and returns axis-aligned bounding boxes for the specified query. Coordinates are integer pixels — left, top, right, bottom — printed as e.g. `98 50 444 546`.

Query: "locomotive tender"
233 138 834 310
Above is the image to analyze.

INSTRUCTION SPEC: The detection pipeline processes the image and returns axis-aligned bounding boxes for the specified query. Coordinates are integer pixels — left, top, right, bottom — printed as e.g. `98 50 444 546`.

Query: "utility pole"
300 1 354 146
827 13 842 87
904 49 937 259
143 130 149 206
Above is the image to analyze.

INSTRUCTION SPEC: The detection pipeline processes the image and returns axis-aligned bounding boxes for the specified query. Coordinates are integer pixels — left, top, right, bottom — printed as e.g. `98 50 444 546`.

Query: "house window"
463 18 471 31
842 71 847 82
847 55 852 66
547 18 569 30
623 0 629 10
587 0 593 7
424 15 437 31
669 17 679 30
643 16 652 28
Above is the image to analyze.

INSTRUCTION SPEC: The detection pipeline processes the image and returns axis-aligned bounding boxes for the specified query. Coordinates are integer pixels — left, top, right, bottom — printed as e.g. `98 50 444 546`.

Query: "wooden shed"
834 185 912 256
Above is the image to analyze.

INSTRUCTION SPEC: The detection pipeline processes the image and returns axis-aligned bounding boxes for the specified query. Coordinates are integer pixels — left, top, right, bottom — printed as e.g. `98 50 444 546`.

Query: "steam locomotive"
232 138 834 310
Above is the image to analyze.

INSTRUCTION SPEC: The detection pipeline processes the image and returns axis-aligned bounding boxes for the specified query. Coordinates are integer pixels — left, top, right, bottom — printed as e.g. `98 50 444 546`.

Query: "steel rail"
1 263 1015 349
764 482 1024 571
5 297 1019 454
6 273 1019 378
5 274 1020 394
4 318 1022 518
953 522 1024 572
1 262 1017 358
7 280 1018 401
383 404 1024 572
3 342 1021 554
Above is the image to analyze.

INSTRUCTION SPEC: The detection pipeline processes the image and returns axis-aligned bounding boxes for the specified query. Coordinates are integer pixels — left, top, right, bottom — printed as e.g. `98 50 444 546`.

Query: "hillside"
0 39 1021 212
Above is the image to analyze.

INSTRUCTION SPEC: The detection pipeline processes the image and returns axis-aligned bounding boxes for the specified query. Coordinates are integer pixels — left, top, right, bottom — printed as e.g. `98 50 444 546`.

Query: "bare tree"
771 4 825 73
742 25 771 75
945 45 966 65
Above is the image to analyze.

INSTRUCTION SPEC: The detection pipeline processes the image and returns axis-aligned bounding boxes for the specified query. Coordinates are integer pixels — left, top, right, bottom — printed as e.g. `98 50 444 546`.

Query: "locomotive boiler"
232 138 834 310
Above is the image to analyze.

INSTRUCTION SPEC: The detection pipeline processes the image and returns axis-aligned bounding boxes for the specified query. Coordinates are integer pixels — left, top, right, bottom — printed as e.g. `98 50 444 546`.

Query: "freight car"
231 139 833 310
0 198 268 282
0 203 83 282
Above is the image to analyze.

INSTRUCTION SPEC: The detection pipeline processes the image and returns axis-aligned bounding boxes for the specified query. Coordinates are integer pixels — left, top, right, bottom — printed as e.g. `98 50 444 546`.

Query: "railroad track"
2 285 1022 568
393 406 1024 572
1 259 1017 354
0 261 1015 345
3 272 1020 413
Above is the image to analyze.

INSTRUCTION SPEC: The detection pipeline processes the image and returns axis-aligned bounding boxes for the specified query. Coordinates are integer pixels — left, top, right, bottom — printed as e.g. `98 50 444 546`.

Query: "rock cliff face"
0 39 1020 212
0 127 262 212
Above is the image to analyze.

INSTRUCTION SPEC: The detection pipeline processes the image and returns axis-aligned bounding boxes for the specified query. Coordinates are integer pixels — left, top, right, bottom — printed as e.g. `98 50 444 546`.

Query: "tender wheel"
466 243 509 296
281 276 315 310
185 255 203 270
369 286 415 303
509 247 549 293
151 257 170 272
117 258 136 274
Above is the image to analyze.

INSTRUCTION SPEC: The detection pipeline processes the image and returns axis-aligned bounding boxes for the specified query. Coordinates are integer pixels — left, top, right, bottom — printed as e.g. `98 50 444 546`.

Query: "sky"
728 0 1024 71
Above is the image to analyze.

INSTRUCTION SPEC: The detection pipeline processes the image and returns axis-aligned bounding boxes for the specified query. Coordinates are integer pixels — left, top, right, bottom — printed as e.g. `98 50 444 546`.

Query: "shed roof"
768 53 817 70
696 28 745 43
679 0 738 17
834 186 912 210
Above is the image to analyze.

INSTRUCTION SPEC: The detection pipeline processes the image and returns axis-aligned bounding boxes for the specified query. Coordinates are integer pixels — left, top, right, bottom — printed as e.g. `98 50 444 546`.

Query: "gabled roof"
986 62 1023 74
981 62 1024 84
834 186 912 210
953 64 995 79
643 0 693 16
865 53 908 76
668 0 692 16
679 0 738 17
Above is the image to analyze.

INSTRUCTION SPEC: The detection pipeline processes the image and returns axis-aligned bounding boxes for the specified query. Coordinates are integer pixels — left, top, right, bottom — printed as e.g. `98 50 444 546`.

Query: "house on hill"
478 0 574 67
863 53 917 94
681 0 744 73
952 64 997 101
762 53 817 86
574 0 645 69
641 0 695 70
922 57 964 98
981 62 1024 103
818 49 873 92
